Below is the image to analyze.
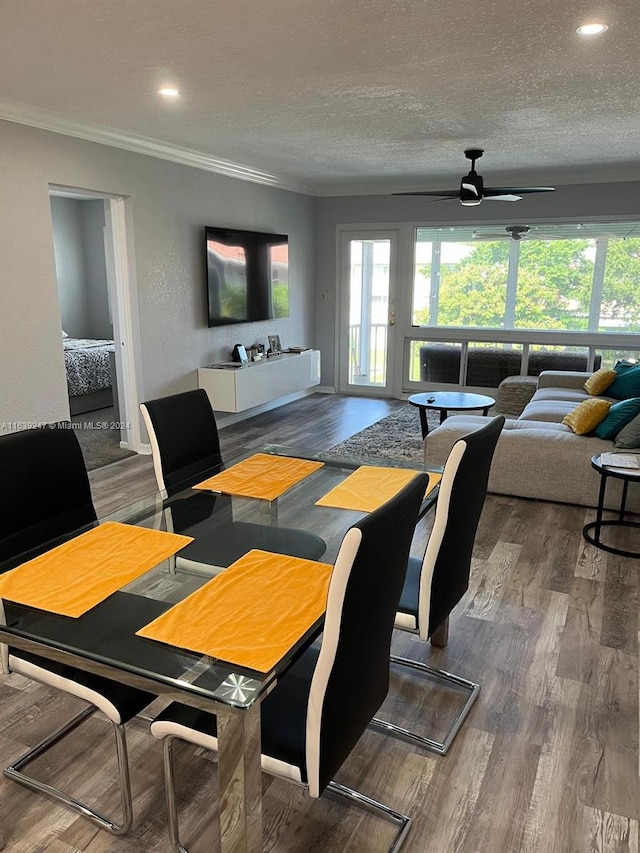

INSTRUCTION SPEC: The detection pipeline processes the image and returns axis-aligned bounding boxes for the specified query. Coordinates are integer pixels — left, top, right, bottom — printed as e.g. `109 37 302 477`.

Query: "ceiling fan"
394 149 555 206
472 225 564 241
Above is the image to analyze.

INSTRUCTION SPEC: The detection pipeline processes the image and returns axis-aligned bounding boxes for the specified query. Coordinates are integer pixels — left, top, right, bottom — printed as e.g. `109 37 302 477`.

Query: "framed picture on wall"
268 334 282 356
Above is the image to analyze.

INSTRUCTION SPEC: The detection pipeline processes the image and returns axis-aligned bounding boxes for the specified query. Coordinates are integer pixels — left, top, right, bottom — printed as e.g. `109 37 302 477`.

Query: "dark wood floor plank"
601 554 639 654
557 576 605 685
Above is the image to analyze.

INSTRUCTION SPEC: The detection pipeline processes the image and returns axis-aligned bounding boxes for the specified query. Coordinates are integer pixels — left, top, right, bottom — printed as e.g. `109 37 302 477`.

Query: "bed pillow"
594 398 640 440
562 398 611 435
614 413 640 449
584 368 616 395
607 360 640 400
61 329 69 338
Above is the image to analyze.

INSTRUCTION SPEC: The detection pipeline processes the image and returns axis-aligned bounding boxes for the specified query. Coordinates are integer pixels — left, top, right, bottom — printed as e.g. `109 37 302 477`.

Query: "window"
599 237 640 333
413 224 640 334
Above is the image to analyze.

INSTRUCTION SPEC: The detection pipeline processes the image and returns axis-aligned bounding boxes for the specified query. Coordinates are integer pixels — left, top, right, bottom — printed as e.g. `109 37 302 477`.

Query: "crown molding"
0 99 315 195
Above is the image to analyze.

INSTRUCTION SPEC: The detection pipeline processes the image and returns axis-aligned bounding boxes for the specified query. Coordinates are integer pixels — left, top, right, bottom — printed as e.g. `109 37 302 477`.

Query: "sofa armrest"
536 370 591 390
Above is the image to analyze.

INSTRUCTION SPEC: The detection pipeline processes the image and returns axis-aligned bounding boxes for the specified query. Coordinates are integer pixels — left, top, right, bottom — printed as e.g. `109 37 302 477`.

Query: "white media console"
197 349 321 413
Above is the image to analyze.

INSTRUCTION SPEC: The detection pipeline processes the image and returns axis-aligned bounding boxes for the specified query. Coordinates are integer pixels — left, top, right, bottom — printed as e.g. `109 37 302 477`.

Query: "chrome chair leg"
370 655 480 756
162 737 189 853
327 781 412 853
4 705 134 835
159 737 410 853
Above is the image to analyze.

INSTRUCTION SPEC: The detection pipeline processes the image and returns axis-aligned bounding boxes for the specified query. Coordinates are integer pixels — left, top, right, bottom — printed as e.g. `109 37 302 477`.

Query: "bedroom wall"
51 197 111 340
314 184 640 388
50 196 89 338
0 119 315 433
82 200 112 340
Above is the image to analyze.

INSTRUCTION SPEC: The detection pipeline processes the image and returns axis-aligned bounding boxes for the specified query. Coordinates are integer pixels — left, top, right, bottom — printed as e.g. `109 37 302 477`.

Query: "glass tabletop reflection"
0 444 440 711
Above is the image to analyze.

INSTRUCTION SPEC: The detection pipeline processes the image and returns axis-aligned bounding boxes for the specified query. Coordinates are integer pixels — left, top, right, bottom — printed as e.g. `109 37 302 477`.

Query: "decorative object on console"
267 334 282 356
562 398 611 435
231 343 249 364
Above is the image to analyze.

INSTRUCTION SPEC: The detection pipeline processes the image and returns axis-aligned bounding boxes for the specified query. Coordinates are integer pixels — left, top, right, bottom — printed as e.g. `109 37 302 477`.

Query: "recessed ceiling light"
158 87 180 97
576 22 608 35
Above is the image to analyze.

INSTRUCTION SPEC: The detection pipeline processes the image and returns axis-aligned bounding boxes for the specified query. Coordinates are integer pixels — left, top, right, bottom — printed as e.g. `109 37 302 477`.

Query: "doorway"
337 229 399 396
49 188 142 464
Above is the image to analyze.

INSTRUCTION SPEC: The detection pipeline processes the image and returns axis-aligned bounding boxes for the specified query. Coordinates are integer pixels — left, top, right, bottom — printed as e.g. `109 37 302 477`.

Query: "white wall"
314 184 640 388
0 120 315 432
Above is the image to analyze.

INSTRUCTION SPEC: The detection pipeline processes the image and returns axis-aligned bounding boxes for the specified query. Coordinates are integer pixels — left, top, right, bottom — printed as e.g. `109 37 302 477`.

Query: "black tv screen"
205 226 289 326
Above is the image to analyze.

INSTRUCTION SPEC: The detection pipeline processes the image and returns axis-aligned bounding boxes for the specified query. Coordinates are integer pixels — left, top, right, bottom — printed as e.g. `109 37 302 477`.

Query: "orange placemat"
193 453 324 501
137 549 332 672
0 522 193 618
315 466 441 512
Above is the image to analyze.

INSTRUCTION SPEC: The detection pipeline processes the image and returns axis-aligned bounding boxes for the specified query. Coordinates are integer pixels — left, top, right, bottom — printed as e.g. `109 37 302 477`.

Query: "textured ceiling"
1 0 638 194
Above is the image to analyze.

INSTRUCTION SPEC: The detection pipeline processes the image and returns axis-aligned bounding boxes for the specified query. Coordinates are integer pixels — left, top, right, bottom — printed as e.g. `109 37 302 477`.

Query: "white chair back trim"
305 526 362 799
394 611 417 632
140 403 167 492
149 718 303 784
9 654 123 724
0 600 9 676
417 439 467 641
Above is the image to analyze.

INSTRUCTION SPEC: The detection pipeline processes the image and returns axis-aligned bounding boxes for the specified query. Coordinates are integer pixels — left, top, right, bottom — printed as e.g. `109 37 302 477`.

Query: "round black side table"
408 391 495 439
583 455 640 559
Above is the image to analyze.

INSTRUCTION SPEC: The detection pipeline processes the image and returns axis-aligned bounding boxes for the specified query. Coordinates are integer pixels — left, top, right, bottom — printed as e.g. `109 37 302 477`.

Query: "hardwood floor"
1 392 638 852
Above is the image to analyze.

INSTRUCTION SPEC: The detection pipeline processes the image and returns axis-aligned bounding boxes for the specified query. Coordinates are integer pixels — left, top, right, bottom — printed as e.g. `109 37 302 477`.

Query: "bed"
64 337 116 415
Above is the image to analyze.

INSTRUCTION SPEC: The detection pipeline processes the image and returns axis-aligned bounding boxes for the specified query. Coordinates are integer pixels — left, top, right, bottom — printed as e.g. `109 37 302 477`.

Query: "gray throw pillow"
614 413 640 449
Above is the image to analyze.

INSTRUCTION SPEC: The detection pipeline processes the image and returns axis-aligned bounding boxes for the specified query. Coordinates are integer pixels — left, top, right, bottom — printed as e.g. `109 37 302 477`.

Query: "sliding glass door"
337 230 399 395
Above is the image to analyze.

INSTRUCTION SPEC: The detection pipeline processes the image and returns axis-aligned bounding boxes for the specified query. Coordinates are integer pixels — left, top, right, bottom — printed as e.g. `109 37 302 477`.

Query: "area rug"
71 407 136 471
326 405 436 465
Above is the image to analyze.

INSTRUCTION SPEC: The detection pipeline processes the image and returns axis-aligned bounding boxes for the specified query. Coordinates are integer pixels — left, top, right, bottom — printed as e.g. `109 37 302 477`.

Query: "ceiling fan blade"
484 187 555 196
392 190 460 197
484 194 522 202
472 234 510 240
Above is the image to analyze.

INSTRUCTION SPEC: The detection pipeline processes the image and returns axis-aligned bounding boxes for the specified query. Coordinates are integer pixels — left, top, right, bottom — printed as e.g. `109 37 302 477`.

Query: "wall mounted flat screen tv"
205 226 289 326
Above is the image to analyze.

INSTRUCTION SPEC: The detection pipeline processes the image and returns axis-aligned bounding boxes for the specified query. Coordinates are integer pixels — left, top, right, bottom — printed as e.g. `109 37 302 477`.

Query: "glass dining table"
0 443 440 853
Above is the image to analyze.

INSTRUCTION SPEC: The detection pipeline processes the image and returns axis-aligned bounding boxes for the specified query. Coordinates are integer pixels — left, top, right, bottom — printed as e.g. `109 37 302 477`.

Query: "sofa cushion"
562 399 611 435
521 399 580 423
608 361 640 400
584 368 617 395
508 418 573 433
593 398 640 440
529 387 591 404
614 413 640 449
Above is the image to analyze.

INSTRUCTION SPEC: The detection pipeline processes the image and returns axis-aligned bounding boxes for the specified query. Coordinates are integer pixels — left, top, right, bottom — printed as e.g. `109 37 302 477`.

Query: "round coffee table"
408 391 496 439
583 454 640 558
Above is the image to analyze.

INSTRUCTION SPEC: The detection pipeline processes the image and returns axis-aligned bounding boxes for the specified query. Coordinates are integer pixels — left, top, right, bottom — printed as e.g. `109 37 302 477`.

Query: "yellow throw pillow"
562 398 612 435
584 368 617 395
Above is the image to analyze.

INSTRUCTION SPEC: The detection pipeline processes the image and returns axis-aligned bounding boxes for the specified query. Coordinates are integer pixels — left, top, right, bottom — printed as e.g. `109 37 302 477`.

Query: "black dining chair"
149 473 429 853
371 415 504 755
140 389 326 574
0 425 155 835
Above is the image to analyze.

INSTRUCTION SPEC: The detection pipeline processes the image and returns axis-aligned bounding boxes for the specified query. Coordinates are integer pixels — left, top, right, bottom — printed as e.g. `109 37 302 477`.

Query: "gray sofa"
424 370 640 512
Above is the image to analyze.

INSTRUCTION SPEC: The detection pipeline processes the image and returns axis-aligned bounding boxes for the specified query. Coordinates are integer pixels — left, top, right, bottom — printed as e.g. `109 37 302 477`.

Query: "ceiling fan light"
461 198 482 207
576 22 608 35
